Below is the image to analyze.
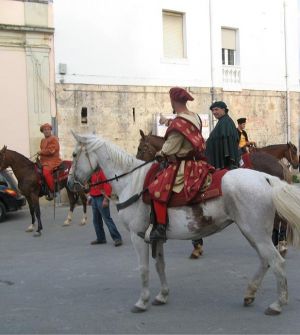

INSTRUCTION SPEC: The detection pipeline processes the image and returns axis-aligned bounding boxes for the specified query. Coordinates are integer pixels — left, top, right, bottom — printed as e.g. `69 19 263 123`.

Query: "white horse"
67 132 300 315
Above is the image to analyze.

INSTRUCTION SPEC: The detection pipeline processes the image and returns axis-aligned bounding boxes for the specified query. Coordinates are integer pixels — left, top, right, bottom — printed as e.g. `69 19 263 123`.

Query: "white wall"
53 0 299 91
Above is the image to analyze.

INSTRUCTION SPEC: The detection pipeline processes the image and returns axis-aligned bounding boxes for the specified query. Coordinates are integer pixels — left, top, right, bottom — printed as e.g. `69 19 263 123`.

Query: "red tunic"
40 135 62 170
148 117 215 203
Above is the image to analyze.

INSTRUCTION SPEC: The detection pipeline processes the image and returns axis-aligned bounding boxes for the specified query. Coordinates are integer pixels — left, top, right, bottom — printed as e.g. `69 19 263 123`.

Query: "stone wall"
56 84 300 161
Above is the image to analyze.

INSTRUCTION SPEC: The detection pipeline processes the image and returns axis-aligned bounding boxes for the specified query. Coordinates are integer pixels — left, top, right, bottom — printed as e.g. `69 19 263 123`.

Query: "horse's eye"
72 152 76 158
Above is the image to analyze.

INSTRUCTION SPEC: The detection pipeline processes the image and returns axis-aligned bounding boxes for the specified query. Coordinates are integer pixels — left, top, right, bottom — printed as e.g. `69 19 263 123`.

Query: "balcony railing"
222 65 241 90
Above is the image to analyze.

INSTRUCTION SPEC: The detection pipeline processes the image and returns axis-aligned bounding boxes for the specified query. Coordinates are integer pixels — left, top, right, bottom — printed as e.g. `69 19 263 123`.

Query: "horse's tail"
267 176 300 248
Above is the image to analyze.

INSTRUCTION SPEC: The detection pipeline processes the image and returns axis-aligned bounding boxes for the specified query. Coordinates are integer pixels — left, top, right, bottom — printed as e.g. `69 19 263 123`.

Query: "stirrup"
137 224 153 244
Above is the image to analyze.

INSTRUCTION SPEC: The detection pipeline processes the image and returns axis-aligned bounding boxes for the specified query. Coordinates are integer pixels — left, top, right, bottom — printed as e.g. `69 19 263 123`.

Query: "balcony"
222 65 241 91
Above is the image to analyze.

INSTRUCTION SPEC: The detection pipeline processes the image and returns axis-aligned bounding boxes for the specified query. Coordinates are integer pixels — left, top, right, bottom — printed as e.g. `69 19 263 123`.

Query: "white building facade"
53 0 300 156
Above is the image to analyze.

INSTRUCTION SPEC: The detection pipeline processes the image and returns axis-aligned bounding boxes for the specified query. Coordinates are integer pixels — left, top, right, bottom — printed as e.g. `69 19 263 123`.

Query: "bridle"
285 144 298 169
70 144 95 190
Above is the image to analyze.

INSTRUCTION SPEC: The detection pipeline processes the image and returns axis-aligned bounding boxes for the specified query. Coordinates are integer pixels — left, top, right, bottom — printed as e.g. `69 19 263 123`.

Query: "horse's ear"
139 129 145 139
0 145 7 153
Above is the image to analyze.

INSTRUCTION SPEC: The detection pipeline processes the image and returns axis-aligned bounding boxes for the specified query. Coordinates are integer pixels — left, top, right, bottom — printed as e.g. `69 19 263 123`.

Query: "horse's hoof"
62 222 71 227
152 299 166 306
25 228 34 233
79 222 87 226
131 306 147 313
189 253 199 259
33 231 42 237
264 307 281 316
244 297 255 306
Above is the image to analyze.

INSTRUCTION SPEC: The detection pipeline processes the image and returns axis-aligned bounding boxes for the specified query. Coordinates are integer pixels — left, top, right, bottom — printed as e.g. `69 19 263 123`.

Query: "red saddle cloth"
240 153 253 169
52 160 72 182
143 163 228 207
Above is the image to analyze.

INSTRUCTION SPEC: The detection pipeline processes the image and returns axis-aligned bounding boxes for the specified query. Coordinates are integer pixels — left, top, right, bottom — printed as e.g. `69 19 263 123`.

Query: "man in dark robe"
205 101 240 170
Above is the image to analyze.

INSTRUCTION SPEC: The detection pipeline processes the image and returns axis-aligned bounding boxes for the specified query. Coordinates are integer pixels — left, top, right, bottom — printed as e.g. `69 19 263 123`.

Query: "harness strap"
116 188 148 211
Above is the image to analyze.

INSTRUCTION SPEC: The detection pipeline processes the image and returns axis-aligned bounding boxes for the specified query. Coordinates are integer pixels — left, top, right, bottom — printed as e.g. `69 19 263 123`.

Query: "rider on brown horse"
38 123 62 200
138 87 215 242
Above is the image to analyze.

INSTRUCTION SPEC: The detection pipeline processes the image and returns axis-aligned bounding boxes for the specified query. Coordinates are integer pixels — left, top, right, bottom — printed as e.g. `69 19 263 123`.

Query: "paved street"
0 203 300 334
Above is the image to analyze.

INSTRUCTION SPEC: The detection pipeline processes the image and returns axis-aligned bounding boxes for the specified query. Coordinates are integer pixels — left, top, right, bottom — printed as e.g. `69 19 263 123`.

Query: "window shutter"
222 28 236 50
163 11 184 58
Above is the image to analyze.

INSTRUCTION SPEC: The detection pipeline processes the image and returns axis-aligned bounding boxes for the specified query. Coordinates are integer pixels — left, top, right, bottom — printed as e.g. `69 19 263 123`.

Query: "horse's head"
0 145 8 170
136 136 157 162
286 142 299 169
136 130 164 162
67 131 100 192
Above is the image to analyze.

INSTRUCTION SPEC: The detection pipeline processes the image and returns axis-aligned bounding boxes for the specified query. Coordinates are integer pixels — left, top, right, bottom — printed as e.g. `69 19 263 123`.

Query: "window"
222 28 236 65
81 107 87 124
162 11 185 59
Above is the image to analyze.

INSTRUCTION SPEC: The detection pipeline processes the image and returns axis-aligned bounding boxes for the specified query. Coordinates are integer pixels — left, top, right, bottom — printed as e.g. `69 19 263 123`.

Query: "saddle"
52 161 72 182
34 160 72 196
143 163 228 207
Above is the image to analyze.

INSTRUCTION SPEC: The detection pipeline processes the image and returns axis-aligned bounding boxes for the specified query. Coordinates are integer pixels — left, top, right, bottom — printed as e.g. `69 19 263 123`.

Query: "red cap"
169 87 194 103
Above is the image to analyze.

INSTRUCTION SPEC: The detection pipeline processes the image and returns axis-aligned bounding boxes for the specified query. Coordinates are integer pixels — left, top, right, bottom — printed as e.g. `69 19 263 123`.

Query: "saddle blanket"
240 153 253 169
53 160 72 182
143 163 228 207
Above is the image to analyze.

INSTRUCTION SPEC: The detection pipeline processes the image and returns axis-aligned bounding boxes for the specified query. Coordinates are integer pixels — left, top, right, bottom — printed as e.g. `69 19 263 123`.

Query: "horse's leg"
32 194 42 236
236 216 287 315
152 241 169 305
277 219 288 257
25 199 36 232
79 192 88 225
63 189 75 226
130 232 150 313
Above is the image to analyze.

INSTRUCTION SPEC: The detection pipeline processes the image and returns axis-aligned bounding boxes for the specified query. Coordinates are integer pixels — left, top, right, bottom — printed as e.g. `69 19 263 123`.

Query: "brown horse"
136 130 295 257
249 142 299 169
0 146 87 236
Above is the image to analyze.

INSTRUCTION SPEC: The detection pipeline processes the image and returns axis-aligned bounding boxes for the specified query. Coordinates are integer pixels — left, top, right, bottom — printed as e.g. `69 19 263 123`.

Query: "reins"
89 159 155 187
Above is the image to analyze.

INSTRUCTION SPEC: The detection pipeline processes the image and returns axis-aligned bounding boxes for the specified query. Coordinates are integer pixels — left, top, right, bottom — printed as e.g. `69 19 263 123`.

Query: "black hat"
237 118 246 124
209 101 228 113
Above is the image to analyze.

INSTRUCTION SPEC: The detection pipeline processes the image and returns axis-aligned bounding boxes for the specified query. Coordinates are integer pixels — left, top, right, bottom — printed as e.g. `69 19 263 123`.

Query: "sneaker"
114 240 123 247
90 240 107 245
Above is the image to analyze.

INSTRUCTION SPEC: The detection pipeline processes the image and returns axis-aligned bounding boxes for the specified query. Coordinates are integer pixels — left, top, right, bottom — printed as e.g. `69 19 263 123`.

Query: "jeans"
91 195 122 242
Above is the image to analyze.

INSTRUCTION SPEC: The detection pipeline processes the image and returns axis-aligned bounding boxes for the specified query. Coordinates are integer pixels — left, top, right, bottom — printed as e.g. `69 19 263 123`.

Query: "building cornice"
0 24 54 34
10 0 52 3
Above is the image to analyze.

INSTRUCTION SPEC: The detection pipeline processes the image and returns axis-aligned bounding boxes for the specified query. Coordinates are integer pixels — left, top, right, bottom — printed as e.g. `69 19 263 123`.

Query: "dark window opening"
228 49 235 65
81 107 88 124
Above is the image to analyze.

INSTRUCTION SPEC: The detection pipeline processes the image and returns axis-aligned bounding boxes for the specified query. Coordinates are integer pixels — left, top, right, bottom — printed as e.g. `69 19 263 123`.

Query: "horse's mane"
82 134 141 170
148 134 164 140
8 149 35 167
261 144 287 150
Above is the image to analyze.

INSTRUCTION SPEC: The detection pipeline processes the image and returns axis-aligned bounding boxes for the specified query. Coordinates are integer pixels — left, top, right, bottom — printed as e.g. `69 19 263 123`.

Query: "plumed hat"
237 117 247 124
169 87 194 103
209 101 229 113
40 123 52 133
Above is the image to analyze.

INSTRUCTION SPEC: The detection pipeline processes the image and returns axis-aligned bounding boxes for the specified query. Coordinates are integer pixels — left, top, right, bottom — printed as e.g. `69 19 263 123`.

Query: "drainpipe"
283 0 291 142
209 0 216 130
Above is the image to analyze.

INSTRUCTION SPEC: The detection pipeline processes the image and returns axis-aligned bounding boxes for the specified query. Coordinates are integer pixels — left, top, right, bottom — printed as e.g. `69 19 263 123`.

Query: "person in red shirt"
88 168 122 246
